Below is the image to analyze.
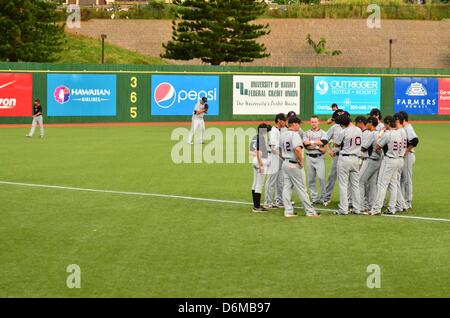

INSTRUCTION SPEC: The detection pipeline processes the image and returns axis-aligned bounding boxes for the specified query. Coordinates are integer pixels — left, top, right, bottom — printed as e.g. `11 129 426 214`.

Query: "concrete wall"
66 18 450 68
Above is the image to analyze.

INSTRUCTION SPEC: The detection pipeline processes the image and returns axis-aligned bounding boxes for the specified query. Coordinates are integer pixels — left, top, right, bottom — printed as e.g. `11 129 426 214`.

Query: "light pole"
101 34 107 64
389 39 397 68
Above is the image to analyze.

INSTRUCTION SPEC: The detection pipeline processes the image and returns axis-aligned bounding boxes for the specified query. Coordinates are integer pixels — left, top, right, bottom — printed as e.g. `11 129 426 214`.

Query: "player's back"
280 130 302 160
360 129 373 158
340 126 362 155
383 130 403 158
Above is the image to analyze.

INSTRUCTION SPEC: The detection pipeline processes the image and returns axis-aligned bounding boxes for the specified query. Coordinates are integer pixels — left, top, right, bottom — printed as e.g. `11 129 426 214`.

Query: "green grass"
56 33 168 65
0 123 449 297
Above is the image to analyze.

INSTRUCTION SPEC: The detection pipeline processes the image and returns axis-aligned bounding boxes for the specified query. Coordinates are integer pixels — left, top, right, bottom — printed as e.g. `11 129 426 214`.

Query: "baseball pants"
401 153 415 209
252 157 268 194
28 115 44 137
371 157 403 213
282 161 316 216
188 118 205 144
324 155 339 202
264 153 281 206
359 158 381 211
337 155 362 214
306 155 326 203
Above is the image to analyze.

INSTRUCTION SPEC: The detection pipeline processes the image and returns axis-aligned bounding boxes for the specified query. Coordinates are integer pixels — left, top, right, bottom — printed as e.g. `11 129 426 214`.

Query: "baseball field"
0 122 449 298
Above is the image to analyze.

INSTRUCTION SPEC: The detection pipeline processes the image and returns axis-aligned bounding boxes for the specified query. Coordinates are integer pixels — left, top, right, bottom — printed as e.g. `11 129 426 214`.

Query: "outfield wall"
0 62 449 124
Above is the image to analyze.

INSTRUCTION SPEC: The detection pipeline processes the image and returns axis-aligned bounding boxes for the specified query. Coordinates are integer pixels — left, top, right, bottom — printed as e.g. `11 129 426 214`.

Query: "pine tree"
162 0 270 65
0 0 66 62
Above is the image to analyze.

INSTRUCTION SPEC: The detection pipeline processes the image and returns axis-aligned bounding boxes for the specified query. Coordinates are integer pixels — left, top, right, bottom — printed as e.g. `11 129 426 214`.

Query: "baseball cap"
286 111 297 118
288 116 301 125
275 113 287 122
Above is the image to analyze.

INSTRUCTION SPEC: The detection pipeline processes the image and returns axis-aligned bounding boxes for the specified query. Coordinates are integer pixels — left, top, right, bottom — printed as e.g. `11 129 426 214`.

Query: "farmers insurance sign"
0 73 33 117
233 76 300 115
394 77 450 115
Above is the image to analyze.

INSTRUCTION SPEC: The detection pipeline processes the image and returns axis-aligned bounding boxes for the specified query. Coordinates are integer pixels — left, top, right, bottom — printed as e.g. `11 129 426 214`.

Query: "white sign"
233 76 300 115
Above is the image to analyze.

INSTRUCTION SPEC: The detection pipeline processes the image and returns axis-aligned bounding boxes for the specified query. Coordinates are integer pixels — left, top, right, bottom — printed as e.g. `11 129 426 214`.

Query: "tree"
0 0 66 62
162 0 270 65
306 34 342 56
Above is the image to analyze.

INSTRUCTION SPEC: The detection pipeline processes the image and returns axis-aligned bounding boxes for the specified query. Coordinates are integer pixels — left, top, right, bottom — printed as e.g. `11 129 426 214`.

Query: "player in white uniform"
280 116 319 218
369 116 404 215
394 113 408 212
399 111 419 210
250 123 271 213
264 113 287 209
370 108 384 132
358 116 381 211
334 114 364 215
303 116 328 204
187 97 208 144
323 109 346 205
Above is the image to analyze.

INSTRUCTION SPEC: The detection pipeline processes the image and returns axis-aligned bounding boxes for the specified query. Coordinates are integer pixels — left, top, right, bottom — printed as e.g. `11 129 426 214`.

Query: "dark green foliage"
161 0 270 65
0 0 66 62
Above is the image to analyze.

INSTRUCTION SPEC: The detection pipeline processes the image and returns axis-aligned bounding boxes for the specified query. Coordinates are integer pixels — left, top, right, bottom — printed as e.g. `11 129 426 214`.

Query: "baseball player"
264 113 287 209
187 97 208 144
26 99 44 138
303 116 328 204
369 116 404 215
250 123 271 213
358 116 381 212
280 116 319 218
369 108 384 132
394 113 408 212
334 114 364 215
399 111 419 210
326 103 339 124
322 109 346 205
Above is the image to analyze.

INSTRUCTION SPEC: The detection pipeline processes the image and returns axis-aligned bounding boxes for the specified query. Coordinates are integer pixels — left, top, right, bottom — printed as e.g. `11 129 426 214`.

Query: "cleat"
306 213 321 218
252 207 268 213
323 201 330 206
284 214 298 218
264 204 278 210
368 210 381 216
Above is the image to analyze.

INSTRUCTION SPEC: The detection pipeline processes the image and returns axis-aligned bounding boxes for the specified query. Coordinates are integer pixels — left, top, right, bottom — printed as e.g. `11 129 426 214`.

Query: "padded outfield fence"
0 62 449 124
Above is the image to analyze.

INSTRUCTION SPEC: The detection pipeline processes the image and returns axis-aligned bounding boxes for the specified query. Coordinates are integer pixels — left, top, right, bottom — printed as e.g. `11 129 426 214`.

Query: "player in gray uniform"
188 97 208 144
369 108 384 132
250 123 271 213
280 116 319 218
334 114 364 215
355 116 370 209
369 116 404 215
264 113 287 209
393 113 408 212
358 116 381 211
303 116 328 204
275 122 289 207
323 109 346 205
399 111 419 210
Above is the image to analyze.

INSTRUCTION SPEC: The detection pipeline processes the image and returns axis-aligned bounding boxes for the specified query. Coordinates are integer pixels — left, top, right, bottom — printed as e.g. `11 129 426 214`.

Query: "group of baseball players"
250 104 419 218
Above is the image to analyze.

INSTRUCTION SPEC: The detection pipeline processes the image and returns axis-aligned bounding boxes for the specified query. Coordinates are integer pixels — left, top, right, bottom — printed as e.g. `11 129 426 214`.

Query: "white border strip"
1 180 449 223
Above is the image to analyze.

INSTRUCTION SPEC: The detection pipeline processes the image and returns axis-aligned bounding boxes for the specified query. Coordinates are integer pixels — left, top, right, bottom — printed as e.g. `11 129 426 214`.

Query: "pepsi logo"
154 82 176 109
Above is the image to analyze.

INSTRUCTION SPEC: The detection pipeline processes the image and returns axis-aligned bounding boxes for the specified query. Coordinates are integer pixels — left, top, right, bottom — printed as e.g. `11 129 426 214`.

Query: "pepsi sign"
47 74 117 116
151 75 219 116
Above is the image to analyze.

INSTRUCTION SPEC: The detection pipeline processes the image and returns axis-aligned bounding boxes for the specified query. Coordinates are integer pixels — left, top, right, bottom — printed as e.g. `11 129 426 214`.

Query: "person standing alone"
27 99 44 138
188 97 208 144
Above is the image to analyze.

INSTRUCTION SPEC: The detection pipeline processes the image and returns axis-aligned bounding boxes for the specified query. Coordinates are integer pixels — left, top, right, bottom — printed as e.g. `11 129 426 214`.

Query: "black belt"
369 158 380 161
306 153 323 158
341 154 357 157
288 160 298 164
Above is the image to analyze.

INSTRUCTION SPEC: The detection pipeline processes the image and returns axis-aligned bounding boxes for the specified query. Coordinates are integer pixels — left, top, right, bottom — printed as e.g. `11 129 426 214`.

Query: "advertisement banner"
314 76 381 115
47 74 117 116
0 73 33 117
151 75 220 116
394 77 438 115
438 78 450 115
232 76 300 115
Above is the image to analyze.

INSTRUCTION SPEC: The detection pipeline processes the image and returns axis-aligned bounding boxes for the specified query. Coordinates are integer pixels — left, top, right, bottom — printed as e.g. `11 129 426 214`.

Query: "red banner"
0 73 33 117
438 78 450 115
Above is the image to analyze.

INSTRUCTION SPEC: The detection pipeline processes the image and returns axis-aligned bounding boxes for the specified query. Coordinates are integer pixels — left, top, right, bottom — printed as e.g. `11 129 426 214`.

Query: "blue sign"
314 76 381 115
394 77 438 115
151 75 220 116
47 74 117 116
